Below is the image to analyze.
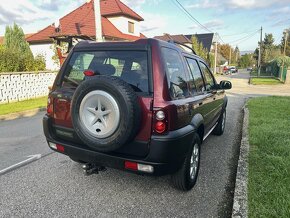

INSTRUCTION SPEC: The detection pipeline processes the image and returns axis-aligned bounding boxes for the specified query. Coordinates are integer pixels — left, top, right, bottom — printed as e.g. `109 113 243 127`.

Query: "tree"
217 43 231 62
260 33 280 64
4 23 33 57
238 53 254 68
233 46 240 64
191 36 208 60
0 23 46 72
281 28 290 57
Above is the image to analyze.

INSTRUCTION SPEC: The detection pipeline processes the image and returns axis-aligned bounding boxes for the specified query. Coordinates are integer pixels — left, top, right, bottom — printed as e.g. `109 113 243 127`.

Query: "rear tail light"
48 142 65 153
153 109 168 134
124 161 138 171
124 161 154 173
47 96 53 116
155 121 166 133
56 144 65 153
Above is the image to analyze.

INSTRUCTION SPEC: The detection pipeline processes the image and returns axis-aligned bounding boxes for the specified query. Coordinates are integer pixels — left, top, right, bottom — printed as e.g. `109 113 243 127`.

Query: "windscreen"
62 51 149 93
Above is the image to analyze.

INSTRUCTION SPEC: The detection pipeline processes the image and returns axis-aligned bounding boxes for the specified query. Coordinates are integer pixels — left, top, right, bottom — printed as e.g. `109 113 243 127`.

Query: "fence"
0 71 57 104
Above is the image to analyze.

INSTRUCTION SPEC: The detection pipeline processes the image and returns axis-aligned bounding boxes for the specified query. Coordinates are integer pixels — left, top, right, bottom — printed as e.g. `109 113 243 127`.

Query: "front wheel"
213 109 226 136
171 133 201 191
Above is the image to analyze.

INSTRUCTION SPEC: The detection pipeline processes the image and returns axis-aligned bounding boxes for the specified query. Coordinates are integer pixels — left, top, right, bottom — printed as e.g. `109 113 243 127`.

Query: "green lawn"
248 96 290 217
0 96 47 115
250 77 282 85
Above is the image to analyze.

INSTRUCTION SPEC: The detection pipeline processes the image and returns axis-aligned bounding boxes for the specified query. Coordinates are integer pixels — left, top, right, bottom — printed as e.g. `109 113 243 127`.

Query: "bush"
0 49 21 72
0 49 46 73
33 54 46 71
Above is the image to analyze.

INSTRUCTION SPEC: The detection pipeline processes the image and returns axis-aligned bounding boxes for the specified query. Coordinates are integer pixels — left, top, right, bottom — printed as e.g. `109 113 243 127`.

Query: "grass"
250 77 282 85
247 96 290 217
250 70 272 77
0 96 47 115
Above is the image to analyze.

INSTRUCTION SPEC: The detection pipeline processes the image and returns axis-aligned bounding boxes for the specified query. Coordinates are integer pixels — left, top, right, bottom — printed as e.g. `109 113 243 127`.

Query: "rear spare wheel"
71 76 141 152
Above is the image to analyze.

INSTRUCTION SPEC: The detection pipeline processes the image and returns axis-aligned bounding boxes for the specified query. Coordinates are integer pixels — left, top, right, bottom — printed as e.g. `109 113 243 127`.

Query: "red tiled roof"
101 0 143 21
27 0 145 43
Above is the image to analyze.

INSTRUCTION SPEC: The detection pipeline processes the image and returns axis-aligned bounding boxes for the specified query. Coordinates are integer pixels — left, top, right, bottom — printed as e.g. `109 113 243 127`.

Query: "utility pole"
281 30 288 81
235 45 238 63
258 26 262 77
94 0 103 42
229 47 231 65
214 33 218 75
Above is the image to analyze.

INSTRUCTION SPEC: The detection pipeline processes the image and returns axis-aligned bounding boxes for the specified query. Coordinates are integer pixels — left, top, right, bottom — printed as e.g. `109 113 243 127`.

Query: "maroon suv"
43 38 231 191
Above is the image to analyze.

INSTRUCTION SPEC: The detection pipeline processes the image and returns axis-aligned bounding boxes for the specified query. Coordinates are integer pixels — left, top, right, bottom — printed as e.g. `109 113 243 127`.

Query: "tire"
213 109 226 136
171 133 201 191
71 76 141 152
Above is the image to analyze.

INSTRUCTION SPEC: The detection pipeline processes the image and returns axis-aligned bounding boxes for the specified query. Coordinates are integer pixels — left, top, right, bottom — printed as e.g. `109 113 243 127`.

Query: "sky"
0 0 290 51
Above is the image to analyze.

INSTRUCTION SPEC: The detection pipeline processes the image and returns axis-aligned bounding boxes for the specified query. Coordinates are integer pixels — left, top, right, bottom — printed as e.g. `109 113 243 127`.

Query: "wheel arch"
190 113 205 143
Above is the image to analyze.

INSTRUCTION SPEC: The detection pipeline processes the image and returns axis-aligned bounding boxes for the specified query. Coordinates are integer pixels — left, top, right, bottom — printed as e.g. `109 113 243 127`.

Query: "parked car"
229 66 238 73
43 38 232 191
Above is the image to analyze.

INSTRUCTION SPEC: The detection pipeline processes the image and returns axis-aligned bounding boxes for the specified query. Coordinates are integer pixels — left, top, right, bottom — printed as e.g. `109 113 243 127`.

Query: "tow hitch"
82 163 106 175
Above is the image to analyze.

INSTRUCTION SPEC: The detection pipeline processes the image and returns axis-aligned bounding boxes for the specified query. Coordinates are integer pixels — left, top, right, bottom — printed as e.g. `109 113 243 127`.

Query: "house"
154 33 214 52
26 0 146 70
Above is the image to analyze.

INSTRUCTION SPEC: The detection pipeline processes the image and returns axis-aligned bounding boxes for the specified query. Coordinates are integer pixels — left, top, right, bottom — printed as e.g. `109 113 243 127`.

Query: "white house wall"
30 43 59 71
108 16 140 37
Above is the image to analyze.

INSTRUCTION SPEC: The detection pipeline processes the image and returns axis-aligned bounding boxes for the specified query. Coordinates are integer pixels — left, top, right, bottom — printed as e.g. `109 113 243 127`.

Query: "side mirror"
220 80 232 90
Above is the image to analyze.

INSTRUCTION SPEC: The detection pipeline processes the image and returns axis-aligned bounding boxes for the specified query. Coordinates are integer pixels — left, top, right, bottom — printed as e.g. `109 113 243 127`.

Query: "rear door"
53 49 153 157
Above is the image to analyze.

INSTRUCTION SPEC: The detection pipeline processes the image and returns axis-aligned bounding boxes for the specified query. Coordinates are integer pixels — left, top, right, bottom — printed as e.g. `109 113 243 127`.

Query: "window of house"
185 58 205 94
161 47 190 99
128 21 134 33
199 61 215 91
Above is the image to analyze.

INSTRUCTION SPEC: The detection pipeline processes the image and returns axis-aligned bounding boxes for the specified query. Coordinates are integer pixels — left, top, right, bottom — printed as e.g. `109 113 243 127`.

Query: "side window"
69 53 94 81
161 47 190 99
185 58 205 94
199 61 215 91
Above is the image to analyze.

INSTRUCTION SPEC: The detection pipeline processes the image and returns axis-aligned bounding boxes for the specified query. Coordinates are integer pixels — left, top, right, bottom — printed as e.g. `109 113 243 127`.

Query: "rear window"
62 51 149 93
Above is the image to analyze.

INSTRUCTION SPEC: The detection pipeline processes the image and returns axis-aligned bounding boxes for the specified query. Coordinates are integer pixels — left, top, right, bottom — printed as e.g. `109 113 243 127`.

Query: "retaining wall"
0 72 57 104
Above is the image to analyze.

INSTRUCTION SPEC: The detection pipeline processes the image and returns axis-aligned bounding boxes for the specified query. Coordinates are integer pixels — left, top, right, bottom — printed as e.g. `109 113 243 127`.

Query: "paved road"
0 112 51 170
1 70 270 217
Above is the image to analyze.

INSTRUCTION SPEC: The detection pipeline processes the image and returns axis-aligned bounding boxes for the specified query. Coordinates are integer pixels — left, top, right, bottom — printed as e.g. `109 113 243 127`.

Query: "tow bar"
82 163 106 175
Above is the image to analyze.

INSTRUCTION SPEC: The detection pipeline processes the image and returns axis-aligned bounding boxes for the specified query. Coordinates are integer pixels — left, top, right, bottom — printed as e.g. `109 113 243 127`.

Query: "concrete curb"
232 106 249 218
0 107 46 121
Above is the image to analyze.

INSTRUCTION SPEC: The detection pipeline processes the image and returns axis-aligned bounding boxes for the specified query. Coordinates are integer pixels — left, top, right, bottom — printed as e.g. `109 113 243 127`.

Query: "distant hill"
240 50 254 55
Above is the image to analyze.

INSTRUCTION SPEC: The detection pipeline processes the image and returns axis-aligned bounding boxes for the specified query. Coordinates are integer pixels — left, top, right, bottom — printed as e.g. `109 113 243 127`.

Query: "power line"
171 0 213 33
228 30 259 44
221 30 259 37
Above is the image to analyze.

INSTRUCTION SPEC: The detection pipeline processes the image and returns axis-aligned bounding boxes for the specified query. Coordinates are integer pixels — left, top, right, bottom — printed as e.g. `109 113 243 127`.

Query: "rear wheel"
171 133 201 191
213 109 226 136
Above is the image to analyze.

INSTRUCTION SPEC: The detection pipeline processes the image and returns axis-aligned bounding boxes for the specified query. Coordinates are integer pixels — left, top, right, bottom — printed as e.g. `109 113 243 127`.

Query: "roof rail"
167 40 196 55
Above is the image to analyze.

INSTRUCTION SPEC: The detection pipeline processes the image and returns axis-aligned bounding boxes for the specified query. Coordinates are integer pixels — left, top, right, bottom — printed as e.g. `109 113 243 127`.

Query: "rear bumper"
43 115 195 176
